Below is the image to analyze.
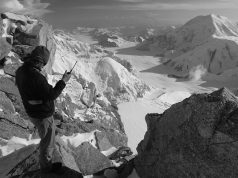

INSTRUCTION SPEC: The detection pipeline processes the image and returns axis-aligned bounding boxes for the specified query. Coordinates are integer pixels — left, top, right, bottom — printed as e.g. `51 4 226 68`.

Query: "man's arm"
38 71 71 101
39 76 66 101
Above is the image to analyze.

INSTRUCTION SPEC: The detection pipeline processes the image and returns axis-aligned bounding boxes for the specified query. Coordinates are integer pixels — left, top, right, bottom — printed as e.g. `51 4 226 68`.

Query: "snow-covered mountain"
74 26 163 44
138 14 238 78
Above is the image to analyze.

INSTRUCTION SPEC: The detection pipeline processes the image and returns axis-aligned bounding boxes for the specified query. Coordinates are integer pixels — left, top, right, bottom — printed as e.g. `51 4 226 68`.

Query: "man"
15 46 71 173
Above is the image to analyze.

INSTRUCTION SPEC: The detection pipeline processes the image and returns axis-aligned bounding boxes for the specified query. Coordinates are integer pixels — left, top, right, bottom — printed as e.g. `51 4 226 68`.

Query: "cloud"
0 0 51 16
127 1 238 10
76 0 238 10
75 0 238 11
189 65 207 81
0 0 24 11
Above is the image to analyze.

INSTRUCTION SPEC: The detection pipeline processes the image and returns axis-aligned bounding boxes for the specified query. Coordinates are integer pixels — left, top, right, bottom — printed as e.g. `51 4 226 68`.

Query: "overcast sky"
1 0 238 30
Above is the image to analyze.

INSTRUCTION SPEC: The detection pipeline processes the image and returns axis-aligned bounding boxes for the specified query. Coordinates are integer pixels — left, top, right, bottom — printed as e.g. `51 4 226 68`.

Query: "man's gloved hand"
62 70 71 83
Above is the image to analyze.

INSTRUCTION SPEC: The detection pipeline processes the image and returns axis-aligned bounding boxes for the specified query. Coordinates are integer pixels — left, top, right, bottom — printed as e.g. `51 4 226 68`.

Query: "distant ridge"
138 14 238 77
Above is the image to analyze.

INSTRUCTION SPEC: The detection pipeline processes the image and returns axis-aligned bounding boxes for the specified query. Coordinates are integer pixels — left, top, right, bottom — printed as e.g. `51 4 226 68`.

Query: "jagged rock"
0 76 31 120
55 93 80 120
0 91 32 140
0 77 29 119
0 137 82 178
135 88 238 178
54 137 80 172
2 51 22 77
105 129 127 148
95 131 113 151
0 91 15 114
59 118 127 146
99 38 119 47
12 45 35 59
1 12 56 67
0 112 31 140
4 62 21 77
10 168 83 178
0 38 12 60
0 77 19 96
137 36 144 43
0 144 38 178
72 142 113 175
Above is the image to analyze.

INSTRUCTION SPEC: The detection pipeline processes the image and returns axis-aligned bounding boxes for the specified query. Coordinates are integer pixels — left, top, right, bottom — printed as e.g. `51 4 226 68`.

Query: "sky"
0 0 238 30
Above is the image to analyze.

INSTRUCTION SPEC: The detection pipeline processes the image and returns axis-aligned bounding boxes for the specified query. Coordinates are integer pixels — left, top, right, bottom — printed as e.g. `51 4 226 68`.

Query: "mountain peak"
183 14 238 37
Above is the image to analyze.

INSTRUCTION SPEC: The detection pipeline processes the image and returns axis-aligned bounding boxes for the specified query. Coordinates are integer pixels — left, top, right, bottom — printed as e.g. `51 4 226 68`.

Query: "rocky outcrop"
0 138 83 178
135 88 238 178
0 12 56 73
0 89 33 140
99 38 119 47
0 136 118 178
91 29 122 47
73 142 113 175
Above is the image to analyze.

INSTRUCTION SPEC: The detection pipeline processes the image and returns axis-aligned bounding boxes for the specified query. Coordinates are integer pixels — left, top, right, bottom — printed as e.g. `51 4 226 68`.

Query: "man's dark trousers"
30 116 56 170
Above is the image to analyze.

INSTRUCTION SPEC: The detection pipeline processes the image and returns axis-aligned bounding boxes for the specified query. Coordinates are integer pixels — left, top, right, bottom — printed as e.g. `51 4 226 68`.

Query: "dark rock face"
0 113 31 140
73 142 113 175
10 167 83 178
95 131 113 151
0 77 19 96
99 38 119 47
135 88 238 178
0 91 15 114
0 144 39 178
0 90 32 140
0 138 80 178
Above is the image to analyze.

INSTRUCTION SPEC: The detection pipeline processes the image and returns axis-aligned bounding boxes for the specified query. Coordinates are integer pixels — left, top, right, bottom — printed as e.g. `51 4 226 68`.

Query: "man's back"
16 63 65 119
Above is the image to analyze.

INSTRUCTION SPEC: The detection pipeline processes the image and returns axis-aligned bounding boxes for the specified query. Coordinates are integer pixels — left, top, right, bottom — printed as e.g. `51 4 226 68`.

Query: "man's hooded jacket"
16 46 66 119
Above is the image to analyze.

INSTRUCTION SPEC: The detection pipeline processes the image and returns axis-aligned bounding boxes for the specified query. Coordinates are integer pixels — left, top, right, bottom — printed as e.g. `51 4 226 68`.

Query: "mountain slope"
0 12 148 178
138 14 238 78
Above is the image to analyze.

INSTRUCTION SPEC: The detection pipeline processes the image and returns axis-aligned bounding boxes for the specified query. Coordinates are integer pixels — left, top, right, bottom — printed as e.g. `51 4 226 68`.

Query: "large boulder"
73 142 113 175
135 88 238 178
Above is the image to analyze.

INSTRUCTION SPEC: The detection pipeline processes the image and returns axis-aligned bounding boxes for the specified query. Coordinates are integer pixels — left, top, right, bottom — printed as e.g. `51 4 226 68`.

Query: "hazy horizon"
0 0 238 30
